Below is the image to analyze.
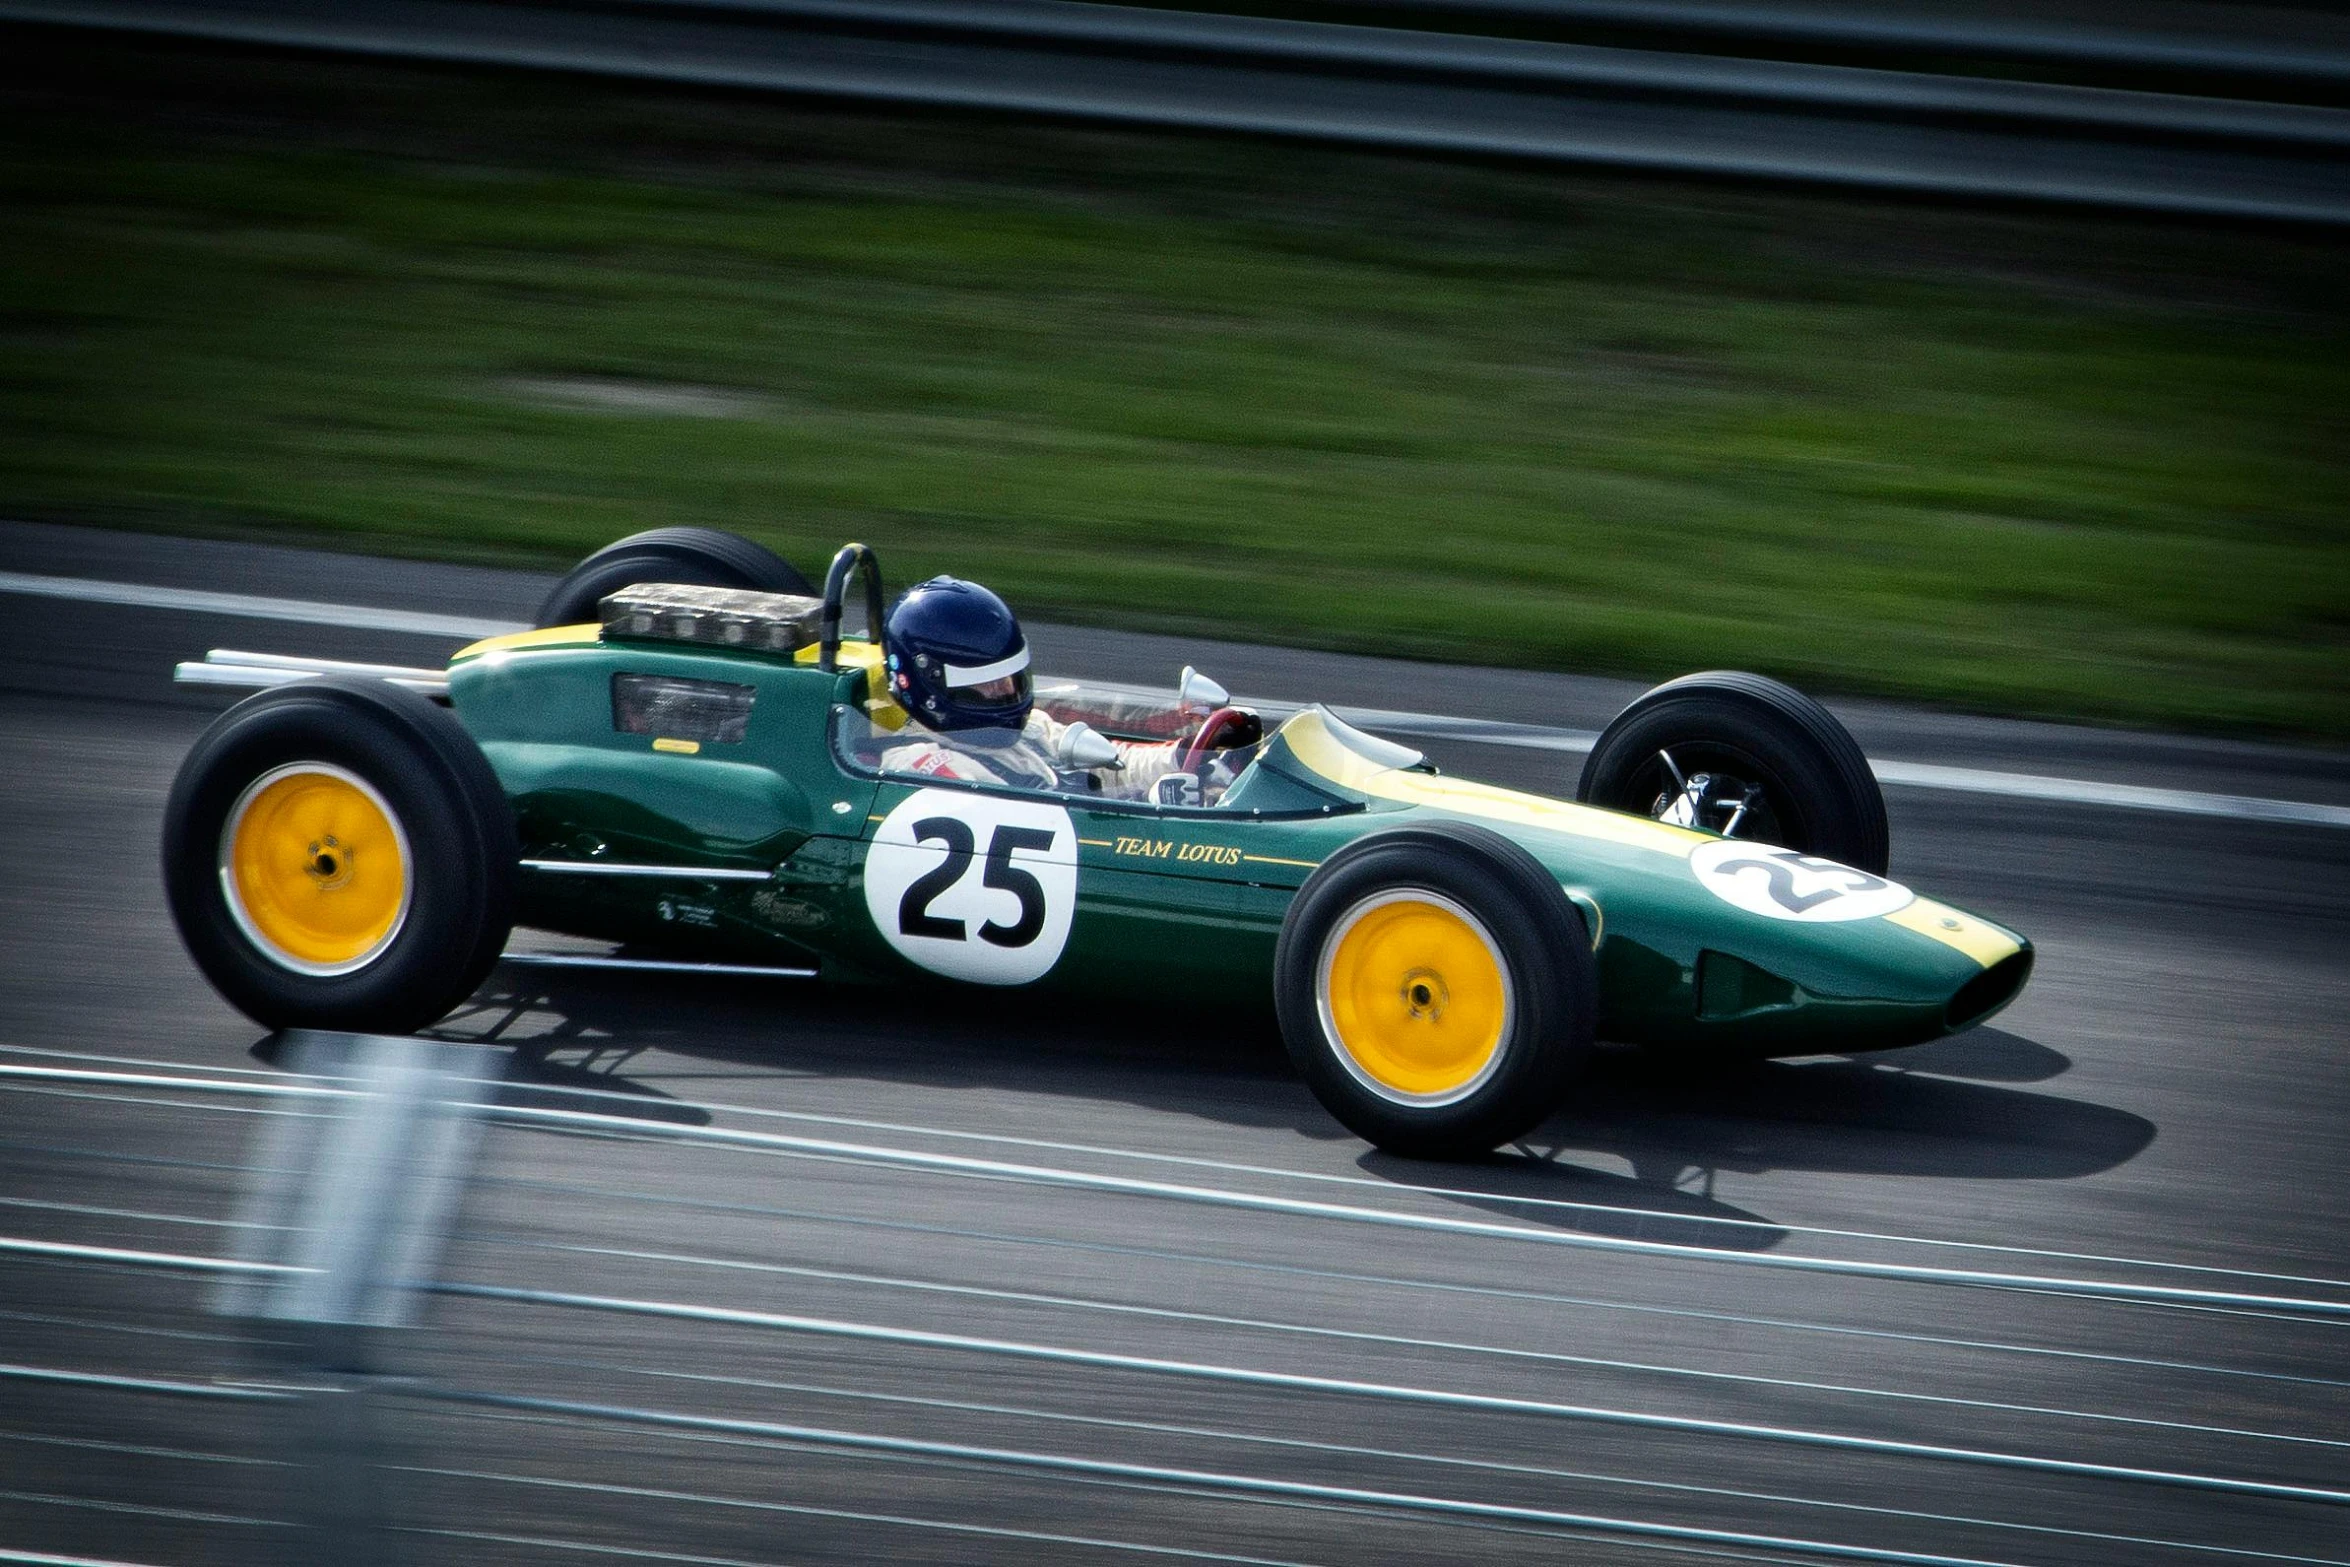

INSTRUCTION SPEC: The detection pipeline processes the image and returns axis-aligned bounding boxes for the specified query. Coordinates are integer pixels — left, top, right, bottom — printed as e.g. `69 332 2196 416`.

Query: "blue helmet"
884 576 1033 737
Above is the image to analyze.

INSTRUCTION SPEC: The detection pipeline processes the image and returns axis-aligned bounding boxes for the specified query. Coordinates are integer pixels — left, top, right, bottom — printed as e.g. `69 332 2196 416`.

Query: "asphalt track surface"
3 518 2348 1566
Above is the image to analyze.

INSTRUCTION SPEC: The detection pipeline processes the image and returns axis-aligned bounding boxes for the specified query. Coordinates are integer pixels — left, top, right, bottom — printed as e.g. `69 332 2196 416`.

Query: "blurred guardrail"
2 0 2347 222
1290 0 2350 87
6 1033 2350 1565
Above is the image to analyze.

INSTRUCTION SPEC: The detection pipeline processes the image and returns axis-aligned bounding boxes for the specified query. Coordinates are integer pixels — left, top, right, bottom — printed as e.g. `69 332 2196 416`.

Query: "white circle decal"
1688 841 1914 923
864 788 1078 985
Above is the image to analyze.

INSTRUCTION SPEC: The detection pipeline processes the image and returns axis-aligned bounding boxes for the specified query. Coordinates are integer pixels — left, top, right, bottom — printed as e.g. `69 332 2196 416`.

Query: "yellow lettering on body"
1113 837 1239 866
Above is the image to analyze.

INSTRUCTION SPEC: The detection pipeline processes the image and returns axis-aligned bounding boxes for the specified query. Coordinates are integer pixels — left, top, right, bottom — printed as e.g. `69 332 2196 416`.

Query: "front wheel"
162 678 518 1033
1576 671 1889 875
1274 822 1595 1159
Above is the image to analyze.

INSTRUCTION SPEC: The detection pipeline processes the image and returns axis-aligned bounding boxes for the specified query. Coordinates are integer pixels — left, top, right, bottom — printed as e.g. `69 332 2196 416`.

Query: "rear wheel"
536 527 812 628
1274 823 1594 1158
163 678 517 1033
1576 671 1889 875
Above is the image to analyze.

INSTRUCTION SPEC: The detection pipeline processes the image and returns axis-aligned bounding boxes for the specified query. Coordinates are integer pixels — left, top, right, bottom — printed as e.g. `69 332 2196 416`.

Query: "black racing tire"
1273 821 1595 1159
162 678 518 1034
1576 671 1889 875
535 527 813 628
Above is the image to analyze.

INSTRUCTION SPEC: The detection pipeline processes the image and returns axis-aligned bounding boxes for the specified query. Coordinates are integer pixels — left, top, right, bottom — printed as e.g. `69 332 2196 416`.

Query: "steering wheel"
1179 707 1259 773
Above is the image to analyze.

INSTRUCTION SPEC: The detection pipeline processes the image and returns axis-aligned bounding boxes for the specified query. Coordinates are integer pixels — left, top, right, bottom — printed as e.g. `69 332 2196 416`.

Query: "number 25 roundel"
1688 840 1914 923
863 788 1079 984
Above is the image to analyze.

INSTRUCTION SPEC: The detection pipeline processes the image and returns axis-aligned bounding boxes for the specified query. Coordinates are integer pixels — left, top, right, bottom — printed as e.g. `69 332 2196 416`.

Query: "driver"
876 576 1248 797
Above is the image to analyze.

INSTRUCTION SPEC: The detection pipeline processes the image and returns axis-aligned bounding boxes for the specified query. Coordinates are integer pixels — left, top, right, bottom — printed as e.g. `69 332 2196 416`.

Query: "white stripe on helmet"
942 646 1031 687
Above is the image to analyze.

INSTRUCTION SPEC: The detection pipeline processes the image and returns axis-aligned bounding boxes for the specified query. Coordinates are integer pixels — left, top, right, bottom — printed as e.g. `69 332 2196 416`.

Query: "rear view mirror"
1056 721 1123 770
1179 666 1229 712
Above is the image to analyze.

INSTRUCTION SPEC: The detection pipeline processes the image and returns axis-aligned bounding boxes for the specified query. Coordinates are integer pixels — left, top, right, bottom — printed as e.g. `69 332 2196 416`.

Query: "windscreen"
831 693 1350 817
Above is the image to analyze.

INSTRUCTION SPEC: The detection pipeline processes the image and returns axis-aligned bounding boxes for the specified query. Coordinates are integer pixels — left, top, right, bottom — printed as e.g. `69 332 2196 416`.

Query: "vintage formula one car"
165 529 2031 1156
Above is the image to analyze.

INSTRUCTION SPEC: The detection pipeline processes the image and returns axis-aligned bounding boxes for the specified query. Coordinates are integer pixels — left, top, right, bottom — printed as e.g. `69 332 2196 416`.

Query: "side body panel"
447 640 2027 1054
448 637 878 966
844 777 1381 997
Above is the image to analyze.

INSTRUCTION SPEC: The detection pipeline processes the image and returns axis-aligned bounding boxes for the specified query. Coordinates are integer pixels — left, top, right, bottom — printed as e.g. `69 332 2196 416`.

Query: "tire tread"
536 527 812 627
163 678 518 1033
1577 670 1889 873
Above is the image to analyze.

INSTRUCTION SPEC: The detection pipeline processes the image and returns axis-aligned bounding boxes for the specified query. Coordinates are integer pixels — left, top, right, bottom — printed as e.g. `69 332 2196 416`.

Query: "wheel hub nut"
306 835 352 888
1402 968 1448 1020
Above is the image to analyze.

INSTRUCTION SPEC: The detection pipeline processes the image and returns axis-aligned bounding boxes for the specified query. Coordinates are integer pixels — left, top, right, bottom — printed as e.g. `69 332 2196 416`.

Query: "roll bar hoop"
819 543 886 674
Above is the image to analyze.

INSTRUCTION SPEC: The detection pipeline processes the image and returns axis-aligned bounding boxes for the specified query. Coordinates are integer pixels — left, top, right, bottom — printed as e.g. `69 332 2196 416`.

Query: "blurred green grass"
2 41 2345 737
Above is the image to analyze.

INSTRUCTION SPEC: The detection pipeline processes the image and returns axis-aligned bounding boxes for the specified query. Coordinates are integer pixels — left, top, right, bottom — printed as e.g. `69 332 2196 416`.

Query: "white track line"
404 1475 1326 1567
531 1238 2350 1450
429 1385 2050 1567
0 1363 287 1401
0 1235 293 1276
489 1069 2350 1294
485 1173 2350 1392
7 568 2346 827
1868 759 2350 827
0 569 522 641
10 1064 2350 1315
433 1290 2350 1509
7 1042 2324 1289
478 1101 2350 1318
10 1043 2322 1294
1325 705 2350 827
13 1114 2330 1393
482 1354 2350 1566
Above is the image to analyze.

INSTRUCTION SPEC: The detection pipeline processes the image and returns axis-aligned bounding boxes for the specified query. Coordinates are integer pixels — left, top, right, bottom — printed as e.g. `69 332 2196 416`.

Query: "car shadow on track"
438 965 2152 1255
1415 1030 2154 1247
439 962 1313 1131
1855 1025 2071 1083
1539 1030 2151 1186
1350 1030 2143 1250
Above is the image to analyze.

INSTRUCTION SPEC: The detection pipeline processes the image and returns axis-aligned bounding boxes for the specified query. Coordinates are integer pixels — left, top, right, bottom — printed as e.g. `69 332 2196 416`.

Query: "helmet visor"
943 647 1032 713
954 668 1032 713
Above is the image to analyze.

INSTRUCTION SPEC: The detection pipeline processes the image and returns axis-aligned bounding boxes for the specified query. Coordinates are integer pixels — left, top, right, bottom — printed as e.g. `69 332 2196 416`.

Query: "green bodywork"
447 629 2030 1056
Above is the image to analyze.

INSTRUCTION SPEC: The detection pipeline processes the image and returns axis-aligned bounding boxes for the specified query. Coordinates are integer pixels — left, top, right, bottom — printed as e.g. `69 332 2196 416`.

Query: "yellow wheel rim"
218 764 411 975
1316 891 1513 1106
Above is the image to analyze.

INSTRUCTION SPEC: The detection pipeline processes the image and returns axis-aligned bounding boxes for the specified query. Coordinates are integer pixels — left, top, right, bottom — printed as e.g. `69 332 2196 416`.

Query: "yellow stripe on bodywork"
796 638 909 729
1883 898 2023 968
453 623 600 661
1276 708 1705 856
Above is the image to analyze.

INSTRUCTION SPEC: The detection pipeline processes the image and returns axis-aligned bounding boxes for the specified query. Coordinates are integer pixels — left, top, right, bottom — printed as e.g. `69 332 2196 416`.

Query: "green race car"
166 531 2031 1157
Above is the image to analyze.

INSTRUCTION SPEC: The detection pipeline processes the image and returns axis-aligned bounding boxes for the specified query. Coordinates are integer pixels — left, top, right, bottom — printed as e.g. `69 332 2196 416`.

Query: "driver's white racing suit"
879 710 1186 799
